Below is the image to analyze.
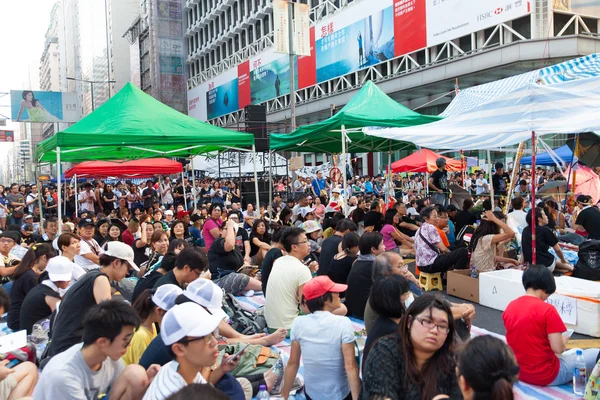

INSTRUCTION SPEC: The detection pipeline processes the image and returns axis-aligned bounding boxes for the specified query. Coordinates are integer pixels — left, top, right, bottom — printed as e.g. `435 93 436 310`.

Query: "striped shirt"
142 360 206 400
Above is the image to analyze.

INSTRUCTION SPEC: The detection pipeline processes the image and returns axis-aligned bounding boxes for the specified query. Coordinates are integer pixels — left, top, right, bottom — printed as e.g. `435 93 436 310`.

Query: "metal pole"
36 168 44 235
252 145 260 210
487 149 494 203
288 1 296 131
386 147 392 205
341 125 348 217
181 171 187 211
74 173 78 219
56 147 62 231
531 131 537 265
268 150 273 219
90 82 95 112
238 151 242 205
192 158 197 213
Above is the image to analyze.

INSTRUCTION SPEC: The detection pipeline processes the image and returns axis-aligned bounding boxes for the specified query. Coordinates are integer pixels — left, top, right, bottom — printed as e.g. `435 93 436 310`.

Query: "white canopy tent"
363 76 600 150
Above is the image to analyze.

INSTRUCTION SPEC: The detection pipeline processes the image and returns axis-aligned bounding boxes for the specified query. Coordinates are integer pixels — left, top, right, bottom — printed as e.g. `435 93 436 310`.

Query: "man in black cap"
75 218 101 271
492 162 510 199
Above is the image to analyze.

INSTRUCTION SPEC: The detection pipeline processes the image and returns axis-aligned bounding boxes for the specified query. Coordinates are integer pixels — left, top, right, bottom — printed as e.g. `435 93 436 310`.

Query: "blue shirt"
447 220 456 245
364 181 373 194
312 178 326 197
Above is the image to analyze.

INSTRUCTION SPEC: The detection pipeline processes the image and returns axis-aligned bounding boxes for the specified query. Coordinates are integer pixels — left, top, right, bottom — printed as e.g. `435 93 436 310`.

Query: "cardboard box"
479 269 525 312
447 269 479 303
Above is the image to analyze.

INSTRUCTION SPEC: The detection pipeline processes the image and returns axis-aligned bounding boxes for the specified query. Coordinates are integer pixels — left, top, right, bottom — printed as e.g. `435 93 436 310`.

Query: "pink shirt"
381 224 398 251
202 218 222 249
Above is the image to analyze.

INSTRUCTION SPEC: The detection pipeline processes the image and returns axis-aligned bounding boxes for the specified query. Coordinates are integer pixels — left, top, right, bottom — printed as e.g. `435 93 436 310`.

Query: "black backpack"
222 293 266 335
573 240 600 281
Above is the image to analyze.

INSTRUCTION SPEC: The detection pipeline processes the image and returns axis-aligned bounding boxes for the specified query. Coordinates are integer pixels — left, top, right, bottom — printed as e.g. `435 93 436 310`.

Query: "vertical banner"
298 27 317 89
238 61 251 109
294 2 311 56
394 0 427 56
273 0 290 54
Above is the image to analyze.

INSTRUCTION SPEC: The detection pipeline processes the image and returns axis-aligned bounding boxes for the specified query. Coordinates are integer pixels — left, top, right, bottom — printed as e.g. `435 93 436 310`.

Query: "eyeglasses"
191 268 202 276
180 329 218 345
415 317 450 334
291 240 309 245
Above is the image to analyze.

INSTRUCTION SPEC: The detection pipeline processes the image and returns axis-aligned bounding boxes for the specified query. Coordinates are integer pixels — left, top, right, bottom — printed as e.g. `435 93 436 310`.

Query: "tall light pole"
67 77 116 111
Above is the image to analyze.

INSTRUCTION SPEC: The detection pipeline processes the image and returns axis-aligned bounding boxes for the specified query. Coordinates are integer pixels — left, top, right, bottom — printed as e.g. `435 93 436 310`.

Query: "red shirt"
503 295 566 385
122 229 135 247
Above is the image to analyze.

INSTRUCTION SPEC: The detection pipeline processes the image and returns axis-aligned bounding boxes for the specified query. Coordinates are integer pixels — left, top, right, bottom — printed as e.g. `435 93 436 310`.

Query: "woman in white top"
281 276 360 400
56 233 87 282
468 211 517 273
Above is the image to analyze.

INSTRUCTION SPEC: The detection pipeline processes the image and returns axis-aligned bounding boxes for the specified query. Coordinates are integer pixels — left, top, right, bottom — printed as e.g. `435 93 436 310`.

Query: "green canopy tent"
269 81 443 208
35 82 260 224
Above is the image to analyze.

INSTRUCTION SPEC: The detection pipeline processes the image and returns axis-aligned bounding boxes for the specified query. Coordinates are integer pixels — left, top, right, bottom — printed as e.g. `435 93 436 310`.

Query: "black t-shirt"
8 269 39 331
327 255 356 295
249 233 270 258
430 170 449 194
133 240 152 267
153 270 182 290
454 210 478 237
234 227 249 255
575 206 600 240
318 235 343 276
363 211 384 232
20 283 61 335
142 188 157 209
363 316 399 369
397 216 417 237
139 335 171 369
102 192 116 211
522 225 558 267
492 173 510 196
345 259 374 320
260 247 283 296
132 270 164 304
49 270 108 356
207 237 244 276
173 185 185 206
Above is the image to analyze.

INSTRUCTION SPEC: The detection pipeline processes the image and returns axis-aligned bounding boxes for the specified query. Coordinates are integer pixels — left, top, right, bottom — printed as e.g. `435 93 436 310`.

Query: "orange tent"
391 148 462 173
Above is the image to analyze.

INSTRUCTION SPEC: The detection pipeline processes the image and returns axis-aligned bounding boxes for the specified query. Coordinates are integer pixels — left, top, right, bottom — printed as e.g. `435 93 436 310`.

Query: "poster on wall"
315 0 395 83
206 69 240 120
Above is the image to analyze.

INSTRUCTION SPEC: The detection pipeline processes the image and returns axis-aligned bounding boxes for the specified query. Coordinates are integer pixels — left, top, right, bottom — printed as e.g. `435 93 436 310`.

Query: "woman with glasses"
362 294 461 400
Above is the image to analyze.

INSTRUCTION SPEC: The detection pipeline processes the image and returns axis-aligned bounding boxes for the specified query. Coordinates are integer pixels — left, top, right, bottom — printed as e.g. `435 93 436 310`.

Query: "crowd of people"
0 157 597 399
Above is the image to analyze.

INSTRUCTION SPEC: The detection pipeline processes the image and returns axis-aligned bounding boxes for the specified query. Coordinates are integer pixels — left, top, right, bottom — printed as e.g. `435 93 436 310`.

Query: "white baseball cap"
183 278 228 321
103 242 139 271
164 210 174 216
160 302 222 345
152 284 183 311
46 256 75 282
331 187 342 193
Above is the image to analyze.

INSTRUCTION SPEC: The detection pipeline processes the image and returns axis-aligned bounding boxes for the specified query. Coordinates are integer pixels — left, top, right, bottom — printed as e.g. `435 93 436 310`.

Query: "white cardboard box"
555 276 600 338
478 269 525 312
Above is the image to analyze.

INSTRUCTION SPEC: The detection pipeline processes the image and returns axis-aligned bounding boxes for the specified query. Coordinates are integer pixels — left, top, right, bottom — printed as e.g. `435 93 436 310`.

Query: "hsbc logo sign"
477 7 504 21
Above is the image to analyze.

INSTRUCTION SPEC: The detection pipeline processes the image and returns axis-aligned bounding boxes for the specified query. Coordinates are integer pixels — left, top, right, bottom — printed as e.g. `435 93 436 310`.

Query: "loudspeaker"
240 180 271 207
245 104 268 152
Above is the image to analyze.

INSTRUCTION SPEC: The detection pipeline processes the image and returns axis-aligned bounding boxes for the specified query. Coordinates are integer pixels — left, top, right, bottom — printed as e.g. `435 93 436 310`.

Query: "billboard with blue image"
10 90 64 122
250 55 298 105
206 78 239 120
316 5 395 83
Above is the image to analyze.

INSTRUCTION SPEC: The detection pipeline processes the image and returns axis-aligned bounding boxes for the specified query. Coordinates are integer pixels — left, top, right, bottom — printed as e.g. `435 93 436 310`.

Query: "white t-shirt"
143 360 206 400
78 191 95 212
508 209 528 231
75 238 101 271
33 343 123 400
264 255 312 330
160 183 173 205
291 311 356 400
476 178 488 195
26 193 38 214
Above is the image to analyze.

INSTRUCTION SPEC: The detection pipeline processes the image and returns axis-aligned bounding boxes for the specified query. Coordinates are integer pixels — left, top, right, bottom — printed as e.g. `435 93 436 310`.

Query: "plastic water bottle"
257 384 270 399
470 265 478 279
573 349 587 396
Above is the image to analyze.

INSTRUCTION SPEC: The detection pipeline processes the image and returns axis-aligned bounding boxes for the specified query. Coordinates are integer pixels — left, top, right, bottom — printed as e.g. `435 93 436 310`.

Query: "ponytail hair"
131 289 158 322
13 243 57 280
341 232 360 254
458 335 519 400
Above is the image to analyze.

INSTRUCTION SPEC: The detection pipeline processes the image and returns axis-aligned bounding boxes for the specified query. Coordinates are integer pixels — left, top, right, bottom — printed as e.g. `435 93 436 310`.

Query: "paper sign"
0 330 27 354
546 294 577 325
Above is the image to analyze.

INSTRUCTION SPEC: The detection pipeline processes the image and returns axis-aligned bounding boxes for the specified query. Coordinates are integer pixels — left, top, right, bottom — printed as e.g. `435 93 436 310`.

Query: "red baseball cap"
302 276 347 301
177 210 191 220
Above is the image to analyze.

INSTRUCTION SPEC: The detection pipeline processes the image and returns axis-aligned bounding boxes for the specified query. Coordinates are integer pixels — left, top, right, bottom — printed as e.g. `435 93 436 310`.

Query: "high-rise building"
124 0 187 113
185 0 600 175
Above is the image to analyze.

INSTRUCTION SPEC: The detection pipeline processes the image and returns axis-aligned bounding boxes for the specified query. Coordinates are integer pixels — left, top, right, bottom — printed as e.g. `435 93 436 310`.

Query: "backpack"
573 240 600 281
222 293 266 335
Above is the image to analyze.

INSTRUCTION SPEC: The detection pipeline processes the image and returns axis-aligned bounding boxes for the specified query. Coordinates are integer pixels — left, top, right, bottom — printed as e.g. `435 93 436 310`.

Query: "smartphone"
227 343 250 364
5 359 19 369
563 329 575 339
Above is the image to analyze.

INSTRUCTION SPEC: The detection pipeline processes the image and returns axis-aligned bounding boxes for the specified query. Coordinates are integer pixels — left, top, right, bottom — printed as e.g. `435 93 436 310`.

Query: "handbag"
216 343 279 377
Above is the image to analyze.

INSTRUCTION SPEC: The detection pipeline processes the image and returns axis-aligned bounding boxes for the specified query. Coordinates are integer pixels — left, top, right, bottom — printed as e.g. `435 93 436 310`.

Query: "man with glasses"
264 227 316 335
36 300 158 400
142 302 223 400
48 242 141 356
153 247 208 290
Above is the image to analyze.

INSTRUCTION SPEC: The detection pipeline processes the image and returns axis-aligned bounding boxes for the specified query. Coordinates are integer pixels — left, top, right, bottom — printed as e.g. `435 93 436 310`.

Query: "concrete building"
185 0 600 175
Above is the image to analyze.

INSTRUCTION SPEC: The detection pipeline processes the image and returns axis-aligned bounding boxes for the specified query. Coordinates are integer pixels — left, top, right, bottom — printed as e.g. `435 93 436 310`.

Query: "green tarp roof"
269 81 442 153
36 82 255 163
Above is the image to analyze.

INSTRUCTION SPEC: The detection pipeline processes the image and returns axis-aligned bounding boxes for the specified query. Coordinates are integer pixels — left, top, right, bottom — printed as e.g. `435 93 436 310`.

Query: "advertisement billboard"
10 90 79 123
0 131 14 142
553 0 600 17
206 69 240 120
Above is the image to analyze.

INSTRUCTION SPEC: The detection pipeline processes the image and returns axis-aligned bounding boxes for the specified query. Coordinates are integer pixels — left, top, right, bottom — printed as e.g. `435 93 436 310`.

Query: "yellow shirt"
122 324 157 365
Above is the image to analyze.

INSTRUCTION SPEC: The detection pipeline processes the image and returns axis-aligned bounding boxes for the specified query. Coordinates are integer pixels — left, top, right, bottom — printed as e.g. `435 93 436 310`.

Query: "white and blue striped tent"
442 53 600 117
363 75 600 150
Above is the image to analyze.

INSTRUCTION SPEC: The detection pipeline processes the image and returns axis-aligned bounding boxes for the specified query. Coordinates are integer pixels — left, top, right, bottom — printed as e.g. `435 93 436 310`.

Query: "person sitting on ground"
381 209 414 255
414 207 469 275
362 294 461 400
0 231 21 284
327 232 360 290
363 200 384 233
249 219 271 265
55 233 86 282
225 212 251 265
132 252 178 304
34 300 158 400
448 335 520 400
48 242 140 357
152 246 208 290
264 227 320 334
545 199 585 246
363 274 411 369
318 218 358 277
469 211 518 273
7 243 56 331
302 220 323 261
138 231 170 277
260 227 286 296
20 256 74 334
207 219 262 295
281 276 360 400
521 208 573 274
573 194 600 240
395 202 419 237
503 265 599 386
344 232 386 320
94 218 111 248
142 302 235 400
74 218 102 271
122 219 139 247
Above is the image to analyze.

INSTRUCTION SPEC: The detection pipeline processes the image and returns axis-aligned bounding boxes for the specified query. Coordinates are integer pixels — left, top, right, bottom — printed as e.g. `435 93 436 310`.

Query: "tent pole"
268 150 273 219
487 150 494 204
531 131 537 265
571 134 580 202
74 174 78 219
386 141 391 205
341 125 348 217
182 171 187 212
192 157 197 214
56 147 62 231
252 145 260 211
238 151 242 206
505 142 526 214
